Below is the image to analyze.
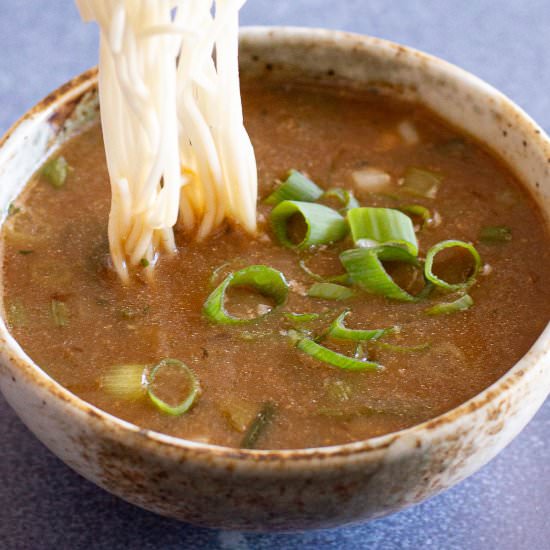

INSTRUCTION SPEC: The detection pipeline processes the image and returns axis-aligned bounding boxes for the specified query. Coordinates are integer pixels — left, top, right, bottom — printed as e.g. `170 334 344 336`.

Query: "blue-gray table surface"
1 1 549 549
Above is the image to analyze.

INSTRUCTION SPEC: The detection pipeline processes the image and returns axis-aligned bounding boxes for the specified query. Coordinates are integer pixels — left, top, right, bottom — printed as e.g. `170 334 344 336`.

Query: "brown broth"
3 80 550 449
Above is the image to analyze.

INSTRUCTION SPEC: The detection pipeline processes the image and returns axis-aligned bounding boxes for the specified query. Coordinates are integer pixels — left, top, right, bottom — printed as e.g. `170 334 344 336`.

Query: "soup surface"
3 80 550 449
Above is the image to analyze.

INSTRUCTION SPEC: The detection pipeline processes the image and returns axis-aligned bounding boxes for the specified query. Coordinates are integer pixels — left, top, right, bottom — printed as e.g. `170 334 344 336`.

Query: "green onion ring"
321 187 360 212
424 240 481 291
327 310 391 341
41 156 70 188
101 364 146 400
270 200 348 250
398 204 431 229
340 246 422 302
296 338 382 371
284 312 320 324
264 170 323 205
401 167 443 199
478 225 512 244
203 265 289 324
50 299 69 327
347 207 418 256
147 359 201 416
307 282 355 301
296 338 384 371
373 341 431 353
425 294 474 316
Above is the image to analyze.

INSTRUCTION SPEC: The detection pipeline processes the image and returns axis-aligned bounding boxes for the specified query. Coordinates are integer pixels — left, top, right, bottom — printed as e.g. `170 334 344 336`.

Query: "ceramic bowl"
0 27 549 531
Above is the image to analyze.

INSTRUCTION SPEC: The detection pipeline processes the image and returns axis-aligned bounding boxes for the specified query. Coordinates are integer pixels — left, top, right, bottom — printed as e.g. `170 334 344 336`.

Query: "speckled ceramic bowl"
0 27 549 531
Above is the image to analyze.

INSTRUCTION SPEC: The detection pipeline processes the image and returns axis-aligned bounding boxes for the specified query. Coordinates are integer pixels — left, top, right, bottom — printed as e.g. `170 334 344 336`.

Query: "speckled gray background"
0 1 549 549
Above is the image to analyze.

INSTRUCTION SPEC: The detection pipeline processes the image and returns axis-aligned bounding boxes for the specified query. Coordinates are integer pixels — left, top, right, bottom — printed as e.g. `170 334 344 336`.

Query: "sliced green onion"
50 299 69 327
321 188 360 212
241 402 277 449
327 310 390 341
347 207 418 256
307 282 355 301
220 398 258 433
284 312 320 324
479 225 512 244
325 379 353 402
340 246 421 302
298 258 350 284
18 250 34 255
424 240 481 291
270 200 348 250
374 244 420 264
101 364 146 400
398 204 431 229
264 170 323 205
203 265 288 325
238 329 274 341
373 341 430 353
401 167 443 199
425 294 474 316
296 338 381 371
41 156 70 188
140 258 150 268
147 358 201 416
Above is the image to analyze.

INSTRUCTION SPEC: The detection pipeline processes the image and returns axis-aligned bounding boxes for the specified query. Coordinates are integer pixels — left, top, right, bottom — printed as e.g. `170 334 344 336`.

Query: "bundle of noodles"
76 1 257 281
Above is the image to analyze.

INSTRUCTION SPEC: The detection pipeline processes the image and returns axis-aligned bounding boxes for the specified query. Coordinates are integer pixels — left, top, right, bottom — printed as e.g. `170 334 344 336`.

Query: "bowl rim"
2 25 550 465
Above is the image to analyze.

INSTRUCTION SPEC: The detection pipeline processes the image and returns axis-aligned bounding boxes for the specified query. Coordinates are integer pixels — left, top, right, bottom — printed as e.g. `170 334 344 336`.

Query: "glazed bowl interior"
0 27 549 530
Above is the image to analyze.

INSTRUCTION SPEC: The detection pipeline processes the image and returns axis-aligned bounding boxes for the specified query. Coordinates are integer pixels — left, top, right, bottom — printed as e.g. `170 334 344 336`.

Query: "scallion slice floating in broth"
296 338 382 371
284 312 320 324
347 207 418 256
101 364 146 400
479 225 512 244
307 282 355 301
203 265 288 324
50 299 69 327
321 187 360 212
241 402 277 449
398 204 432 230
373 341 430 353
264 170 323 205
270 200 348 250
147 359 201 416
41 156 71 188
401 167 443 199
327 310 390 341
424 240 481 291
340 245 421 302
425 293 474 316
